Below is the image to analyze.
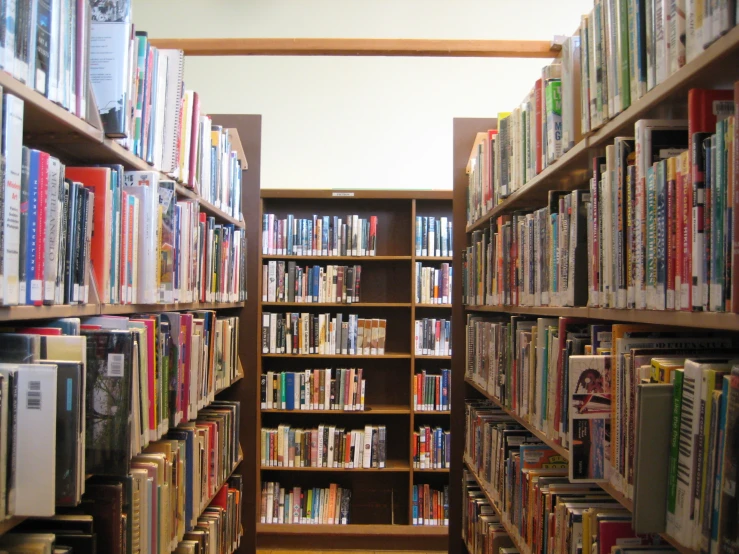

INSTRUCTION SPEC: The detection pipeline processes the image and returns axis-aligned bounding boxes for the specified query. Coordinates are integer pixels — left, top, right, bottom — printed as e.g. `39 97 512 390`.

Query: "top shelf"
466 24 739 234
2 71 244 229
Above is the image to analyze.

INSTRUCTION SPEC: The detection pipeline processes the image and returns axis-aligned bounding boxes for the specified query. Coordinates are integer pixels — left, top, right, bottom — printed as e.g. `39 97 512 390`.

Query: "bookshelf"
449 19 739 554
256 189 452 550
0 49 258 552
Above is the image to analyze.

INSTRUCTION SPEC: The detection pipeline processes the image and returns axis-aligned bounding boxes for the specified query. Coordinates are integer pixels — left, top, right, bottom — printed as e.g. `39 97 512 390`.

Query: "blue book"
286 214 293 254
415 216 422 256
322 216 329 254
285 372 295 410
26 150 41 305
412 485 418 524
312 266 320 301
710 375 730 549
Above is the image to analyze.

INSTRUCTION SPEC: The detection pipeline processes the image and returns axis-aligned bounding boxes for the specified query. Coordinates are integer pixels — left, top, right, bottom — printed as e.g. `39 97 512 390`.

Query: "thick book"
82 329 134 477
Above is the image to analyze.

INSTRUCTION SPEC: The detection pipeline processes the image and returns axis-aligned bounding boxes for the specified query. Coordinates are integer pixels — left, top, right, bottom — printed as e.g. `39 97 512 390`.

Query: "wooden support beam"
147 37 559 58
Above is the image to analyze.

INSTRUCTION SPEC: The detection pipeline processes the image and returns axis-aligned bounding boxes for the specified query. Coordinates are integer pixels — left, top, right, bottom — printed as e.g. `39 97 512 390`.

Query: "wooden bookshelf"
447 28 739 549
257 189 452 550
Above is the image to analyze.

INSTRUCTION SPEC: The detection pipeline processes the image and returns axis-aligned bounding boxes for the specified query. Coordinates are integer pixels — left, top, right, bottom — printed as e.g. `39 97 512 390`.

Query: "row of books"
260 424 388 469
465 316 739 551
466 87 739 313
414 216 452 258
412 485 449 527
262 214 378 257
413 426 450 470
260 482 351 525
0 96 247 307
260 313 388 355
0 0 91 119
413 369 451 411
0 312 240 516
462 467 514 554
415 263 452 305
262 262 362 304
88 6 244 218
466 4 739 222
260 368 366 411
414 318 451 356
1 476 243 554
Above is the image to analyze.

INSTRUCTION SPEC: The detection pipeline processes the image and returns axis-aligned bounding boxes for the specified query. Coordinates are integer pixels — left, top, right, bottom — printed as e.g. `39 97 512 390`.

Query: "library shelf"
465 304 739 331
260 459 410 472
465 24 739 235
258 190 452 548
0 517 28 538
196 454 245 521
413 410 451 415
260 255 411 262
463 379 700 554
0 303 100 322
262 405 411 415
415 256 453 262
261 302 411 308
214 373 244 396
413 468 450 473
101 301 245 315
261 352 412 359
256 523 448 536
174 184 244 228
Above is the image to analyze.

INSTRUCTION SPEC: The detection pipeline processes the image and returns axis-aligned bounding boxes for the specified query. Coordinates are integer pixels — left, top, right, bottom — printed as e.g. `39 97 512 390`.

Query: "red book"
19 327 61 335
667 159 677 309
66 167 113 304
79 324 102 331
688 89 735 158
682 163 694 311
210 483 229 510
675 164 684 309
31 151 49 306
598 519 652 554
535 78 544 175
369 216 378 255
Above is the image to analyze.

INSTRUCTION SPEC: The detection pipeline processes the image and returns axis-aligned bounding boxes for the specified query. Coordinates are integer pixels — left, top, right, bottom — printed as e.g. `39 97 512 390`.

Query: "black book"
18 147 30 301
0 333 39 362
14 0 32 85
35 0 51 96
81 330 134 477
63 181 79 304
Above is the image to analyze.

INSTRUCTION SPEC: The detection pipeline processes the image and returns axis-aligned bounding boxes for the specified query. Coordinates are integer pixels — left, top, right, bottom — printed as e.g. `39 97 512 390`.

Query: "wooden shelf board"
261 460 409 472
256 522 448 536
262 405 410 415
226 127 248 169
100 301 245 315
465 26 739 234
261 188 452 200
262 302 411 308
260 254 411 261
196 456 244 522
415 303 453 309
464 304 739 331
262 352 411 359
413 468 450 473
413 410 451 415
415 256 453 262
0 517 28 537
148 37 557 59
0 303 100 322
215 373 243 396
415 355 452 360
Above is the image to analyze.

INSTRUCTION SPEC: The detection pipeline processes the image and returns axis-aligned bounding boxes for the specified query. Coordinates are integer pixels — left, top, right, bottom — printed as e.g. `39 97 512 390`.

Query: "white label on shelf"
332 192 355 197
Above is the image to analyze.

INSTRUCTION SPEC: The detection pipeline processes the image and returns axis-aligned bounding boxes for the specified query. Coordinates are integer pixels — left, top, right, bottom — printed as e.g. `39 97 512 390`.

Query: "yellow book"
650 358 685 384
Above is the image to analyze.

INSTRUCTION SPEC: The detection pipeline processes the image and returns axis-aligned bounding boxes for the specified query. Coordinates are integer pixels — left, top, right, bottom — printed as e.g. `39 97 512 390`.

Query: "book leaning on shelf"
261 368 366 411
263 262 362 304
415 215 452 257
261 313 387 355
260 482 351 525
415 262 452 305
413 426 450 469
466 1 739 221
412 485 449 527
465 314 739 552
261 424 387 469
262 213 378 257
465 85 739 313
414 318 451 356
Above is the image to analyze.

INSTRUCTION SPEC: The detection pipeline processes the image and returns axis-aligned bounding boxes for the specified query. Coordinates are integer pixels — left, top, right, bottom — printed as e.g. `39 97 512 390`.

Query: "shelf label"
332 192 355 197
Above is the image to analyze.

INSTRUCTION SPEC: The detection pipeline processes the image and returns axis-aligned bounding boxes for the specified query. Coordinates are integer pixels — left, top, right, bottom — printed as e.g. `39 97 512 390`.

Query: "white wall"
132 0 593 189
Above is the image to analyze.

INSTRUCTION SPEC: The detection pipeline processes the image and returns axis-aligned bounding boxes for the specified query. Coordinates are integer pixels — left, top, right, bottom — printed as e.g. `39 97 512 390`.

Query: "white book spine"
2 95 23 306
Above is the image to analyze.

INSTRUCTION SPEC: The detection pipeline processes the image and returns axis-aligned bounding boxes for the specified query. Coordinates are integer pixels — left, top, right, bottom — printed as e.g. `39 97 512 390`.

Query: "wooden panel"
208 113 262 554
450 117 498 554
148 38 557 58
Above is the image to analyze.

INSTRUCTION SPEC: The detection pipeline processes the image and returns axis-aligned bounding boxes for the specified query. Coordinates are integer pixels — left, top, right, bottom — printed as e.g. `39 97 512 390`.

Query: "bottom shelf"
257 522 448 536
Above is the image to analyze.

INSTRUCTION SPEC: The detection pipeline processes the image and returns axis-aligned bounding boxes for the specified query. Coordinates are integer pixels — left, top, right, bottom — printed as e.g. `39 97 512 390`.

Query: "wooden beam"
147 37 558 58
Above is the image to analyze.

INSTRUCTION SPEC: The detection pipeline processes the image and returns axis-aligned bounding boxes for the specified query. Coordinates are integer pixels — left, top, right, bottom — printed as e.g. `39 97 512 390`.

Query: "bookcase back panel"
355 262 412 303
263 198 413 256
414 199 454 222
261 358 411 407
